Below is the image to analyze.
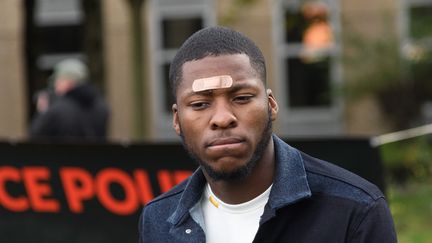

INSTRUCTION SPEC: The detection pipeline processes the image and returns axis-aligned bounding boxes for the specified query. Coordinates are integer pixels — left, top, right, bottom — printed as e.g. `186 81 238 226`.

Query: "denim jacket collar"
167 167 206 226
261 135 312 223
268 135 311 208
167 135 312 227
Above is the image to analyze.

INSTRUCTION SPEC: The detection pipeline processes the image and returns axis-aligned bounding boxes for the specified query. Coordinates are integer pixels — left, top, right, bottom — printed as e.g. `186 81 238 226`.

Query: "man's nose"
210 101 238 130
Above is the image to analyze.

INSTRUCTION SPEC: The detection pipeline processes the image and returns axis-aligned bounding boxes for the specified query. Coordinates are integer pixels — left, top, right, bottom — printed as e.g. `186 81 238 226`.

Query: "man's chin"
201 160 252 181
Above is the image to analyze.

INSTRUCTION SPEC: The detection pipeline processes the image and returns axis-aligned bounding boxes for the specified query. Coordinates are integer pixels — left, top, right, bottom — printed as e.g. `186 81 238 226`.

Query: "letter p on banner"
60 167 94 213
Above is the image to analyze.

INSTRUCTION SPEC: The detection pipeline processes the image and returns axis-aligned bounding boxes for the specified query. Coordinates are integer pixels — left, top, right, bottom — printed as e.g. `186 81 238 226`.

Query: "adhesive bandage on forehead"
192 75 233 92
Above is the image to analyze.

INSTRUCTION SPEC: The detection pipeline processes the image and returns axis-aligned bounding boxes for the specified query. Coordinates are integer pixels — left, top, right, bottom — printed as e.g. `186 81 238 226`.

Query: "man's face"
54 78 74 96
172 54 278 181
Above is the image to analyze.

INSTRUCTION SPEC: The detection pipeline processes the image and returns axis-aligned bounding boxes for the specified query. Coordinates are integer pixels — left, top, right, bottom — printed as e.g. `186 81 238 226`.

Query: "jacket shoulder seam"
301 154 383 200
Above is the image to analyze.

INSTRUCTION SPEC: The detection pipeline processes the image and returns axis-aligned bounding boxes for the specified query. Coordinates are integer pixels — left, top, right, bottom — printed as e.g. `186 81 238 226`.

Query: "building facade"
1 0 430 141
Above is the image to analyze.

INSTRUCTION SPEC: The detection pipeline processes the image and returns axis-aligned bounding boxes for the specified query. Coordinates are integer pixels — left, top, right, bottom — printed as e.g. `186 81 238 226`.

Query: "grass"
378 136 432 242
388 181 432 243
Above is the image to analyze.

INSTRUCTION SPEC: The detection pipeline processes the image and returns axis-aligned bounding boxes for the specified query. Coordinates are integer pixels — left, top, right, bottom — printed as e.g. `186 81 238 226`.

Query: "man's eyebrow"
228 83 259 93
184 89 212 98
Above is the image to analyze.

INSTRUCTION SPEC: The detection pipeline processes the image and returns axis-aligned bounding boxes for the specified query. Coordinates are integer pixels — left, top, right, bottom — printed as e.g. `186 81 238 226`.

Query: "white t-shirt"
200 183 272 243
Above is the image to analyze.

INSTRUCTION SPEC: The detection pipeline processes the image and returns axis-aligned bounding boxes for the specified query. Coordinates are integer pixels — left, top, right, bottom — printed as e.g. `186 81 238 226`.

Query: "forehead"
178 54 259 94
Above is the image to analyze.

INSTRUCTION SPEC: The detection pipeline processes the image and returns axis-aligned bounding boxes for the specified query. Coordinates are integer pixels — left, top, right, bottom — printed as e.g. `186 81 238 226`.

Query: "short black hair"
169 26 266 100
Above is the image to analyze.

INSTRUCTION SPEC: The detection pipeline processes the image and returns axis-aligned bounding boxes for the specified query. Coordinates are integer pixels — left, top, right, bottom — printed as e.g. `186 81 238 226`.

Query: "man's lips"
206 137 245 148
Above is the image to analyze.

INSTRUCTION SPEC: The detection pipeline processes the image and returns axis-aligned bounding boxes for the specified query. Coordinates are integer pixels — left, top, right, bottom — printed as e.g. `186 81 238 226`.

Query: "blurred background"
0 0 431 242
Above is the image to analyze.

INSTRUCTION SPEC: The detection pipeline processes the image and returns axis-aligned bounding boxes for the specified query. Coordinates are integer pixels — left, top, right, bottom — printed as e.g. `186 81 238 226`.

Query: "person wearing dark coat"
30 59 109 141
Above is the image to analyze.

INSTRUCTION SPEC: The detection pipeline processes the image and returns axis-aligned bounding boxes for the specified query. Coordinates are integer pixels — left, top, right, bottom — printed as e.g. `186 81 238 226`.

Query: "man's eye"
190 102 210 110
234 95 253 103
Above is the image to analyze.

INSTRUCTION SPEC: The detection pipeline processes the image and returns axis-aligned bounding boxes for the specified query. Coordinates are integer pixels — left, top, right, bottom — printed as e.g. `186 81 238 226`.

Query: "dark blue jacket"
139 135 397 242
30 83 109 140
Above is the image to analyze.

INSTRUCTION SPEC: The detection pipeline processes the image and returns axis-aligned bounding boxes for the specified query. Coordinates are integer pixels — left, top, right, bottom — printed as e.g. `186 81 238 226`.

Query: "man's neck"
204 139 275 204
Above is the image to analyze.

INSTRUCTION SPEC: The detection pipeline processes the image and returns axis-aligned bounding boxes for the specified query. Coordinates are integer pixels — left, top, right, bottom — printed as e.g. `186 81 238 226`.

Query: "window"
409 2 432 42
408 2 432 84
402 0 432 62
26 0 86 119
34 0 85 70
400 0 432 122
274 0 342 136
401 0 432 59
160 17 204 112
149 0 215 140
162 18 203 49
37 25 83 54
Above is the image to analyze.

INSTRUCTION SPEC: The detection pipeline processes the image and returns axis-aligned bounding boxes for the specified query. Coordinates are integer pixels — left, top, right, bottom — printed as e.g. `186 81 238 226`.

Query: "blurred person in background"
30 58 109 141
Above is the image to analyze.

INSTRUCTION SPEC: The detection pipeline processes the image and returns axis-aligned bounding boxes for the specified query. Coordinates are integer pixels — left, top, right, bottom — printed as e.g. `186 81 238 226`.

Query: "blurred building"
1 0 431 141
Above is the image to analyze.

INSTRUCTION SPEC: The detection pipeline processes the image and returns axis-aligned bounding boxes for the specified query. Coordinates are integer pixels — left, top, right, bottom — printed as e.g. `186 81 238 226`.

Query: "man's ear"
267 89 279 121
172 104 181 135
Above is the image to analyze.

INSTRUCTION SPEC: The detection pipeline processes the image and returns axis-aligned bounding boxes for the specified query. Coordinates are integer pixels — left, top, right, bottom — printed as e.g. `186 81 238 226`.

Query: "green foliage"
380 136 432 184
219 0 259 25
382 136 432 242
342 37 401 98
388 181 432 243
410 7 432 40
342 31 432 130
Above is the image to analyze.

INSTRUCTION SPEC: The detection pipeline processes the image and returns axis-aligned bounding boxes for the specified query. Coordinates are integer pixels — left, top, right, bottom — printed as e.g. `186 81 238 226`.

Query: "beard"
179 109 273 182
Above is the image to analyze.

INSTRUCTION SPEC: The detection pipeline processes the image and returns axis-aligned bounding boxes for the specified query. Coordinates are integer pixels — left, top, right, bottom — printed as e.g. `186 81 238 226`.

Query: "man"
30 58 109 140
139 26 396 242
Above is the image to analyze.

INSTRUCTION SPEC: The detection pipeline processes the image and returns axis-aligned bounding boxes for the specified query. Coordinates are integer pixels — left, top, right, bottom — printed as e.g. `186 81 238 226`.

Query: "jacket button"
185 229 192 234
